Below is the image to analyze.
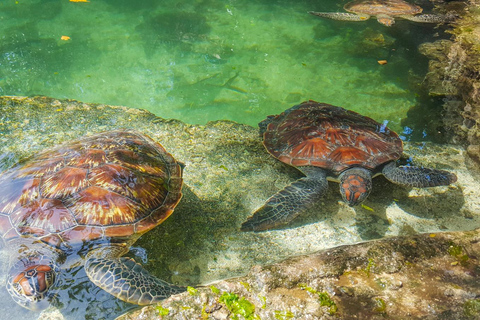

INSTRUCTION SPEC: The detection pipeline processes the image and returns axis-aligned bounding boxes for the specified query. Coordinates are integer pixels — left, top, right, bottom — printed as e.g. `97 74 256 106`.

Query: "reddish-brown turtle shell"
0 130 183 248
262 101 403 173
344 0 422 16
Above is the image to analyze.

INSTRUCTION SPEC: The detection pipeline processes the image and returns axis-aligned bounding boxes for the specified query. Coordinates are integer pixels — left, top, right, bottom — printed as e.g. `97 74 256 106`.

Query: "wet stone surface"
0 96 479 319
118 229 480 320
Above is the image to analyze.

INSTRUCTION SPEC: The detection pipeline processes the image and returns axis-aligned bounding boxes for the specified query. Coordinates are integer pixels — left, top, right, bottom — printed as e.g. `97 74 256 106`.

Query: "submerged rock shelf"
118 229 480 320
0 96 479 319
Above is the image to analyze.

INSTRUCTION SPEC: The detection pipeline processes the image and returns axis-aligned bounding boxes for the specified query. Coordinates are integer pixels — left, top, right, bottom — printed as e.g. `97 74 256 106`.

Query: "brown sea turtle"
241 101 457 232
309 0 445 26
0 130 185 310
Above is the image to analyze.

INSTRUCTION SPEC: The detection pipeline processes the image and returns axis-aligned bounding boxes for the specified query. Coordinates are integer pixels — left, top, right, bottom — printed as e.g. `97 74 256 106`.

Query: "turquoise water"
0 1 452 319
0 0 447 140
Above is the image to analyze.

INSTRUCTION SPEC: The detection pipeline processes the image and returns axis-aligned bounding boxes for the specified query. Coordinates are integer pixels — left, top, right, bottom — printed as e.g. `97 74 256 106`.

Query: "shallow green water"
0 0 448 140
0 1 454 319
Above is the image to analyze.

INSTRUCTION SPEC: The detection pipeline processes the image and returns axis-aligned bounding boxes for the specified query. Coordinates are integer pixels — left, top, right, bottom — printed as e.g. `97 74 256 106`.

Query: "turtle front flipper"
309 11 370 22
85 256 185 305
399 14 446 23
241 167 328 232
382 162 457 188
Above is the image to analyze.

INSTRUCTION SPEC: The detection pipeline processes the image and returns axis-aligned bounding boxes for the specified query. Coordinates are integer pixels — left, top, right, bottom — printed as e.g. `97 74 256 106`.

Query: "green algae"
373 297 387 314
259 296 267 309
218 292 259 320
464 299 480 318
210 285 220 295
299 284 337 315
187 286 199 295
448 243 470 265
274 310 294 319
155 305 170 316
363 258 376 277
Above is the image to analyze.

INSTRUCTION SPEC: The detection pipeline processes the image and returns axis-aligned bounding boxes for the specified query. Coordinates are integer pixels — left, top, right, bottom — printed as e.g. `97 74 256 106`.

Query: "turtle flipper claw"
85 257 185 305
241 171 328 232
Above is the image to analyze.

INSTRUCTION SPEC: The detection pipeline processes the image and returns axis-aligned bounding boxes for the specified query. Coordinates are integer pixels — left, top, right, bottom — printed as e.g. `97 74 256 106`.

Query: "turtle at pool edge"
241 101 457 232
309 0 446 27
0 130 185 310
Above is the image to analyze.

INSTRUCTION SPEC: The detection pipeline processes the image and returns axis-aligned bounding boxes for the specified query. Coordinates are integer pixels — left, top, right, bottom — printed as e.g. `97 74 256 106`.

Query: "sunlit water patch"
0 0 448 138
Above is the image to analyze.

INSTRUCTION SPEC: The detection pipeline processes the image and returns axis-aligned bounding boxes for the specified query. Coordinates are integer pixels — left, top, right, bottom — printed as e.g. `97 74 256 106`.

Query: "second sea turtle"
309 0 445 26
241 101 457 232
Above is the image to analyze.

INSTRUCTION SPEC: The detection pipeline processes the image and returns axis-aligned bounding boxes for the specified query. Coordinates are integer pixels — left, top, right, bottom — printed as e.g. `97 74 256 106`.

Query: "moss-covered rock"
419 0 480 158
118 229 480 320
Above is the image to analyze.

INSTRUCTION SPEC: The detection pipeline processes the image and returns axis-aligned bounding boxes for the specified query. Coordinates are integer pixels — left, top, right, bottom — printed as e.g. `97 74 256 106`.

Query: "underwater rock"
0 96 479 319
467 144 480 164
117 229 480 320
418 39 456 97
419 0 480 158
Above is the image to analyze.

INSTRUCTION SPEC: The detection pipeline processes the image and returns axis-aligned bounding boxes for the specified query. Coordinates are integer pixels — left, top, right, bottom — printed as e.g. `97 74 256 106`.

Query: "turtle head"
376 14 395 26
339 168 373 206
7 255 59 311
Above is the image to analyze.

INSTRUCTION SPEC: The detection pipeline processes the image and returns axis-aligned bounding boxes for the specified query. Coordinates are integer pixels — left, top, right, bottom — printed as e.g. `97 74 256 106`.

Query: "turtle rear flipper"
382 162 457 188
309 11 370 21
85 257 185 305
241 167 328 232
399 13 445 23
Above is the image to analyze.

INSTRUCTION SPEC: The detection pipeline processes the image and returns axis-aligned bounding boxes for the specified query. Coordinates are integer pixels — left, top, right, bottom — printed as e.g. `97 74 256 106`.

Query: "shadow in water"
251 171 465 242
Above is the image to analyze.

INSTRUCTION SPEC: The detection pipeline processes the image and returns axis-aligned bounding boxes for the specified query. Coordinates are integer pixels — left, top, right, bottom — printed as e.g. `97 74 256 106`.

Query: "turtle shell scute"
0 130 183 247
344 0 422 16
262 101 403 173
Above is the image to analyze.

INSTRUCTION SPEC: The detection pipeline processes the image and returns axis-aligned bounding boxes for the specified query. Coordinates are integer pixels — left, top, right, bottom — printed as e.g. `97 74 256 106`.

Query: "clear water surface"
0 0 449 139
0 0 452 319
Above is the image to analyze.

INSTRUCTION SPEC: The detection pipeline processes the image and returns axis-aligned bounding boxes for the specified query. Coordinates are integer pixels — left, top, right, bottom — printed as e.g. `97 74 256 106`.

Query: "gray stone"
118 229 480 320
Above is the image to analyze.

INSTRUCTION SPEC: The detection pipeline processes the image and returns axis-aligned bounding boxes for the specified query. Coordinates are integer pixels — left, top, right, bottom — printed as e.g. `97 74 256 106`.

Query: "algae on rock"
117 229 480 320
419 0 480 159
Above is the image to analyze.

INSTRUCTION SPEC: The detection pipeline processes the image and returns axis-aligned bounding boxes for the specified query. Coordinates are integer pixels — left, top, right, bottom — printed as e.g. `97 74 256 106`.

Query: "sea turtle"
0 130 185 310
309 0 445 26
241 101 457 232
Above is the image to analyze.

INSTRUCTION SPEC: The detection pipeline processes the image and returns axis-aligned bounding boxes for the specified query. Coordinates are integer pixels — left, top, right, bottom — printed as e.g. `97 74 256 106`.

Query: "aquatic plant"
448 243 470 265
374 297 387 314
463 299 480 318
218 292 259 320
274 310 294 319
299 284 338 315
363 258 376 277
156 305 170 316
210 285 220 295
187 286 199 295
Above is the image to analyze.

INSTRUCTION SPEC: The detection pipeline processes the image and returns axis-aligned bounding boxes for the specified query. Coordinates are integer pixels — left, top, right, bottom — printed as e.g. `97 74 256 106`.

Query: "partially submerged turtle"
241 101 457 232
309 0 445 26
0 130 185 310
